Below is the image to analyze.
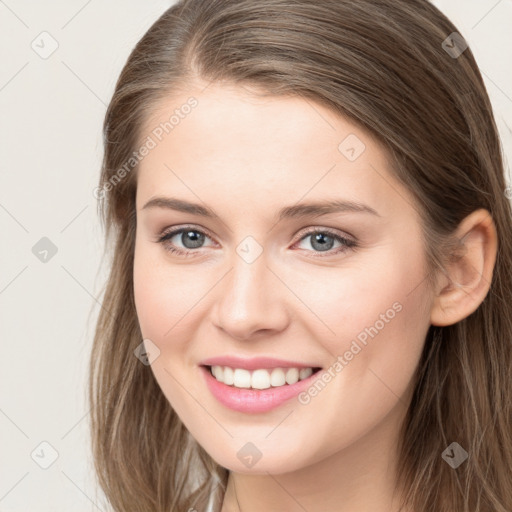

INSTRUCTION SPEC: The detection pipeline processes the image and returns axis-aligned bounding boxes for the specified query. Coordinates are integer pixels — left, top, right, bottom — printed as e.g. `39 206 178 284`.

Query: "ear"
430 209 498 327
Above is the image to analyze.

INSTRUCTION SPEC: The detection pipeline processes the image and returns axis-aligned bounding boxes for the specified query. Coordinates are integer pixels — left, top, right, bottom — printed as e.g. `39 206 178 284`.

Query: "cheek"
323 264 429 359
299 234 430 361
133 238 179 334
293 248 431 440
133 242 216 355
133 244 206 410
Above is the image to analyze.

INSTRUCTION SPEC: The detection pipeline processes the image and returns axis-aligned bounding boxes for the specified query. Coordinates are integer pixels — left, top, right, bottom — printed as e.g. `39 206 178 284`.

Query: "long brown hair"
89 1 512 510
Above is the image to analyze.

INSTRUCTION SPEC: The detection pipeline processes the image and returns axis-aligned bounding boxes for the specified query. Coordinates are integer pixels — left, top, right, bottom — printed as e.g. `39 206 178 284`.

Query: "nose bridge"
212 241 288 339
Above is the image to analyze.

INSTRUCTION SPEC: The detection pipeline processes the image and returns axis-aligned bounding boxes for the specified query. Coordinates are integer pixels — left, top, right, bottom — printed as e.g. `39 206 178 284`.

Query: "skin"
132 80 497 512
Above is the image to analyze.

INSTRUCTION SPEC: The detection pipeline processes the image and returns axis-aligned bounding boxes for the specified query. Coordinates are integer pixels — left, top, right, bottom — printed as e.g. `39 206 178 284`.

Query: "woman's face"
133 81 435 474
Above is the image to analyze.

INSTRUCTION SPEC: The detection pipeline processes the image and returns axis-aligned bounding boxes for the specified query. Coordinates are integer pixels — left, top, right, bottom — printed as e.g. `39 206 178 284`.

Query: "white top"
206 484 215 512
206 491 215 512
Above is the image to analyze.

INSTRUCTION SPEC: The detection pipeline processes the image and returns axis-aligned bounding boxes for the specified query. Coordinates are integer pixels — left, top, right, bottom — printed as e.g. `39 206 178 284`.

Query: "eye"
155 225 358 258
156 225 216 257
292 227 357 257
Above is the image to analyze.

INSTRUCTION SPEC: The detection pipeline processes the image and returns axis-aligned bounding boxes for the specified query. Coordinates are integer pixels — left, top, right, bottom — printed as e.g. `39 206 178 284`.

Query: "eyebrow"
141 196 381 220
142 197 380 221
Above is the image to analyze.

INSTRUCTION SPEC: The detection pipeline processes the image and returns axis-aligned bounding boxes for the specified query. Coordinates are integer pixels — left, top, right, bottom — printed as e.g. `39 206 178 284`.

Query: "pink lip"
200 365 322 414
199 355 320 371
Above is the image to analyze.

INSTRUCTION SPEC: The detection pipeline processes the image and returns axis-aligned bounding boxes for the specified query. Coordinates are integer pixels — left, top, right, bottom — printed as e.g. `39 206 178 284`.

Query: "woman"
89 1 512 511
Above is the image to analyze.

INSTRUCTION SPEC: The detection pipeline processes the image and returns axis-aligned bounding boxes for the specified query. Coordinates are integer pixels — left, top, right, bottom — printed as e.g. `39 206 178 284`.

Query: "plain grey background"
1 1 511 510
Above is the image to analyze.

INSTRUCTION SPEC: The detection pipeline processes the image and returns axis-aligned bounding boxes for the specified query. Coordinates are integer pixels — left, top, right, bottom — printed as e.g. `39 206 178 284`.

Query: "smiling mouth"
203 365 323 390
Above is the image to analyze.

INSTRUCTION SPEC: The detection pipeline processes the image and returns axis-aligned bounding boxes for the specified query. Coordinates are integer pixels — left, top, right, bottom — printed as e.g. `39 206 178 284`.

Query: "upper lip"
200 356 322 371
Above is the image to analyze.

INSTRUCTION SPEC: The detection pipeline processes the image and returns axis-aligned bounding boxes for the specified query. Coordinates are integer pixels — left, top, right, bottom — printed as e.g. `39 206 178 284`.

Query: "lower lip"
200 366 321 413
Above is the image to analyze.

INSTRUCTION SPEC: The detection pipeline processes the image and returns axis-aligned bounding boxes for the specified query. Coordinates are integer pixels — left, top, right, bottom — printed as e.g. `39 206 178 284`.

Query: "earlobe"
430 209 498 327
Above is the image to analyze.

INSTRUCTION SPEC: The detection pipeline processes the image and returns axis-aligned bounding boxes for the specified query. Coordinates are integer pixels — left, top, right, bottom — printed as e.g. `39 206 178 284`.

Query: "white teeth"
299 367 313 380
233 368 251 388
212 365 223 381
223 366 234 385
209 365 317 389
251 369 272 389
270 368 286 387
285 368 299 385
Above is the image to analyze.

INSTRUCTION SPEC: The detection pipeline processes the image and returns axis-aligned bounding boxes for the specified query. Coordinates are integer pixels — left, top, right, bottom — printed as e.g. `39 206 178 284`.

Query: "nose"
211 250 290 341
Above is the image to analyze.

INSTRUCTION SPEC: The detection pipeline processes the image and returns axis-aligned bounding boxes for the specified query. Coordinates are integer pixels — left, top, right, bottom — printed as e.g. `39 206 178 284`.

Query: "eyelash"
155 224 358 258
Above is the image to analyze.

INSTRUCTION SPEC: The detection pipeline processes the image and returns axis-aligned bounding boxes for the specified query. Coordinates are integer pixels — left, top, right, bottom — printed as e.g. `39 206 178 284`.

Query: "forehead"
135 82 411 220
